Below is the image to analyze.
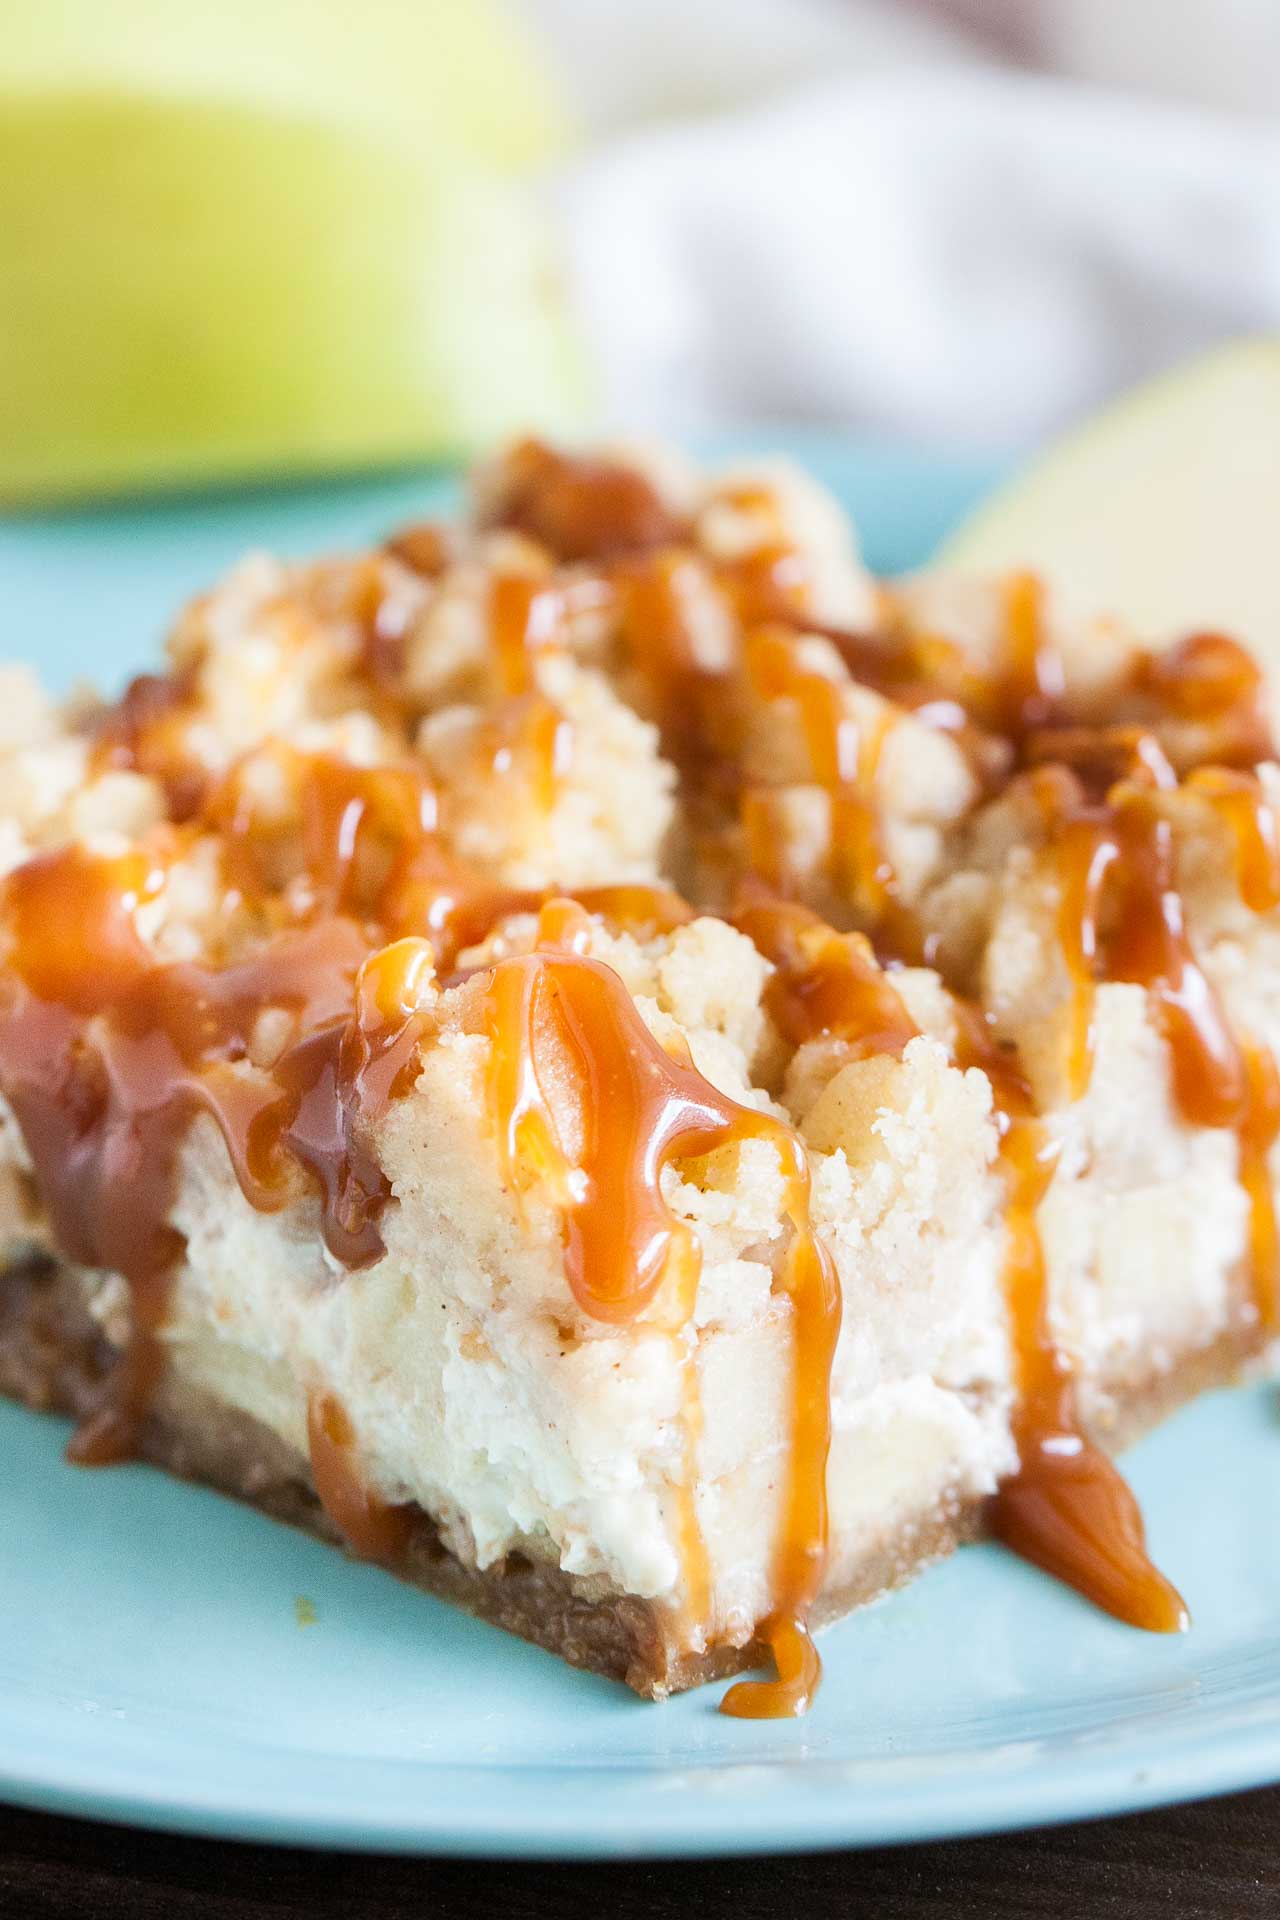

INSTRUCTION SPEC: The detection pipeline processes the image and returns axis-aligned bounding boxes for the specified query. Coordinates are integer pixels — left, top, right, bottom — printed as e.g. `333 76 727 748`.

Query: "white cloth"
526 0 1280 449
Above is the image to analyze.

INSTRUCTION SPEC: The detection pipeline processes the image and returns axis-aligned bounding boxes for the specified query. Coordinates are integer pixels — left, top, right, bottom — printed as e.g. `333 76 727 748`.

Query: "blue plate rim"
2 1669 1279 1858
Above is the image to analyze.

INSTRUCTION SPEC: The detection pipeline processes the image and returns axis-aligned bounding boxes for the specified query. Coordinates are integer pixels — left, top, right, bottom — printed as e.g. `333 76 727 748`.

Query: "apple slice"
0 1 581 503
939 339 1280 659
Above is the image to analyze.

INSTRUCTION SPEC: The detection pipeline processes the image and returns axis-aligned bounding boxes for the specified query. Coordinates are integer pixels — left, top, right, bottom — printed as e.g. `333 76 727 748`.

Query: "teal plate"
2 437 1279 1858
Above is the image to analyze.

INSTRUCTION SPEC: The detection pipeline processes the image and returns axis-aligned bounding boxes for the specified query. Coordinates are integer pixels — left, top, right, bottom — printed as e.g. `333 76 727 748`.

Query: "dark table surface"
2 1786 1275 1920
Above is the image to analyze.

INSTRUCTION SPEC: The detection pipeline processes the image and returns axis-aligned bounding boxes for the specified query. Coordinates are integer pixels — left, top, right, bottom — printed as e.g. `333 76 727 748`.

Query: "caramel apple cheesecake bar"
2 437 1276 1714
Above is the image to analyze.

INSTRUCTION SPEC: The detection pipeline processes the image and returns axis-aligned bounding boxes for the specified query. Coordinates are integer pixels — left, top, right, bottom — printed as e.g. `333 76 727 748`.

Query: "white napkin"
528 1 1280 448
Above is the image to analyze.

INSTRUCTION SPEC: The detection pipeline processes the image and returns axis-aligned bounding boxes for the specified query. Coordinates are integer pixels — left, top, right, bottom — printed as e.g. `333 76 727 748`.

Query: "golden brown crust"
0 1257 1259 1699
1086 1324 1262 1455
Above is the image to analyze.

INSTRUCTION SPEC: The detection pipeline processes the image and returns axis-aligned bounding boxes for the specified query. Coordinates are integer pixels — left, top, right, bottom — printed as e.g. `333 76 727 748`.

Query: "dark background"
2 1786 1275 1919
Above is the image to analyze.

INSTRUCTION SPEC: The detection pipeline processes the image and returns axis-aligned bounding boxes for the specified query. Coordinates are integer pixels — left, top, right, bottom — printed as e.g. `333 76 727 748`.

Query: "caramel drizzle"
1043 768 1280 1333
0 843 441 1461
997 572 1066 738
949 1000 1188 1631
718 897 919 1710
615 549 739 777
459 453 1274 919
1187 766 1280 914
307 1390 415 1563
488 574 564 699
735 888 1185 1634
482 910 839 1717
274 760 690 978
209 749 689 977
481 440 690 563
714 896 923 1711
211 749 441 924
1135 631 1275 769
499 899 714 1640
91 667 208 821
744 627 895 917
732 893 918 1060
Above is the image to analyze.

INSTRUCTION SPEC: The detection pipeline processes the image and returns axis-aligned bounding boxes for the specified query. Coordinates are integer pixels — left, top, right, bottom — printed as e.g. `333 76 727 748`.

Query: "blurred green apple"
1 0 568 174
0 1 584 502
941 339 1280 660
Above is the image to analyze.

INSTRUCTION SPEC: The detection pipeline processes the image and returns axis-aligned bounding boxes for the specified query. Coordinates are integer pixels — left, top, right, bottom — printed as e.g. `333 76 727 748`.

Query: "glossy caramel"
483 439 689 562
1187 765 1280 914
990 1115 1188 1632
488 574 563 698
945 996 1186 1629
1042 773 1280 1332
482 917 840 1715
731 894 917 1059
0 843 378 1458
307 1390 415 1563
744 626 895 916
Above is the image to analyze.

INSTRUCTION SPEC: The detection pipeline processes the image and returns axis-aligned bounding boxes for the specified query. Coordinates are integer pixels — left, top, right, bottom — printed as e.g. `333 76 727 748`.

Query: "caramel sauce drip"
307 1390 415 1563
732 894 918 1058
209 745 611 972
716 894 915 1714
213 751 441 926
483 693 572 819
1044 771 1280 1331
488 575 564 698
0 841 435 1461
486 940 806 1323
384 520 456 581
811 575 1066 768
435 882 696 984
615 550 738 774
745 627 895 917
619 552 708 714
92 667 208 821
989 1114 1188 1632
997 572 1066 738
721 543 816 632
973 695 1280 1622
485 440 689 563
707 485 820 634
266 938 436 1267
948 999 1188 1632
719 1215 841 1720
450 576 572 819
1187 766 1280 914
739 787 790 895
208 746 509 976
1024 725 1178 803
821 589 1274 804
482 920 839 1717
1135 631 1275 768
729 887 1184 1633
569 884 695 938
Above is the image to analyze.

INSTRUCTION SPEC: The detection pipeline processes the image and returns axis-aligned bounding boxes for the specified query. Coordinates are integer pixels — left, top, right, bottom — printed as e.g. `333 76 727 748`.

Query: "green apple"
940 339 1280 658
0 0 569 176
0 2 583 503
